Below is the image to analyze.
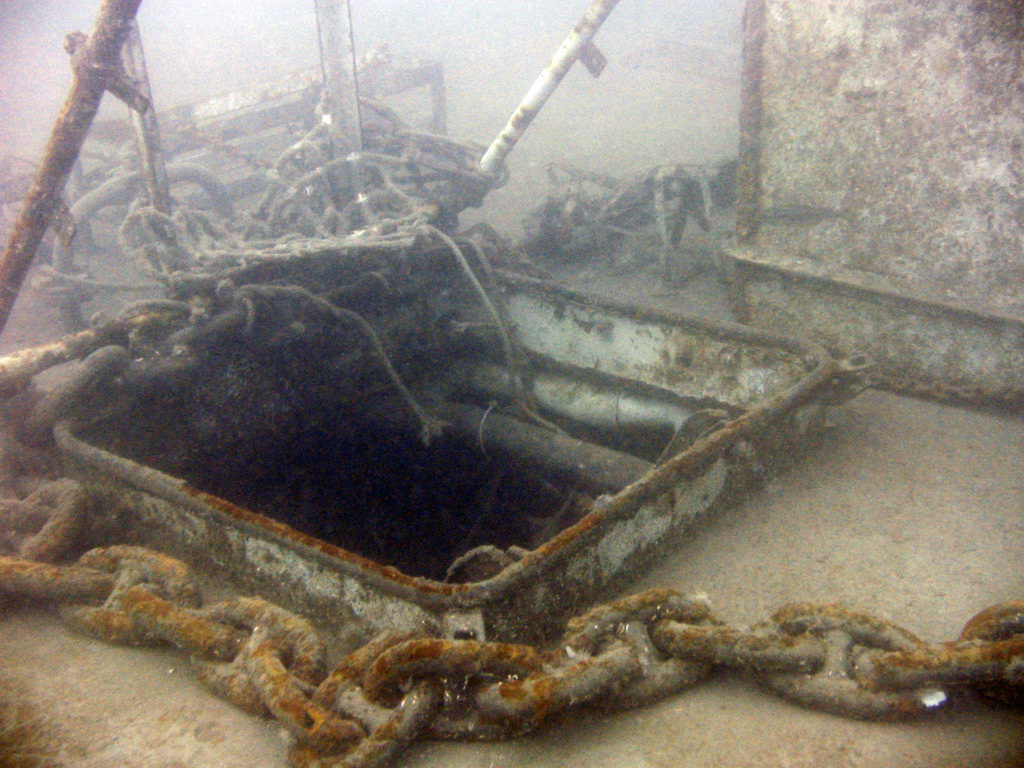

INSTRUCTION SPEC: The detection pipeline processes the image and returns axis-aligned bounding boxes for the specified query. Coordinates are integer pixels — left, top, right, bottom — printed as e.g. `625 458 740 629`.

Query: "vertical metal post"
429 68 448 136
735 0 766 243
122 19 172 213
314 0 364 158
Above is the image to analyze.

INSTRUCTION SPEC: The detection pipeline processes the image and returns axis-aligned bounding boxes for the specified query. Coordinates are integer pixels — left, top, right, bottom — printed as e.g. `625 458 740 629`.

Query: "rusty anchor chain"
0 543 1021 768
0 478 88 562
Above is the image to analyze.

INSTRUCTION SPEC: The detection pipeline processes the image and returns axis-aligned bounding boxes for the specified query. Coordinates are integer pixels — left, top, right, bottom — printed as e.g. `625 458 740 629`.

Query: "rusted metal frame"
0 0 146 339
122 20 172 213
52 317 838 615
364 61 448 135
186 71 321 127
48 276 846 623
53 420 461 612
485 356 840 583
170 60 440 143
477 0 620 176
726 254 1024 406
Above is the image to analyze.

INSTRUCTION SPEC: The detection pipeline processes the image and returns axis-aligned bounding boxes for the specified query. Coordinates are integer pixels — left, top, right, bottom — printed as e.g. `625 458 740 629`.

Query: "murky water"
1 2 1022 768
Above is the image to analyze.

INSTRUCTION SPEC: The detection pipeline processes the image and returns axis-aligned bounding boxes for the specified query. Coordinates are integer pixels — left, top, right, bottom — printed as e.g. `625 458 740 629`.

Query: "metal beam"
122 19 172 213
0 0 145 339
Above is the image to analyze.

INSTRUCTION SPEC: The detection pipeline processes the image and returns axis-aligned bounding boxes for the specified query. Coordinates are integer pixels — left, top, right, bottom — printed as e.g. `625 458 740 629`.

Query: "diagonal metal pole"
122 18 172 214
477 0 620 177
0 0 145 339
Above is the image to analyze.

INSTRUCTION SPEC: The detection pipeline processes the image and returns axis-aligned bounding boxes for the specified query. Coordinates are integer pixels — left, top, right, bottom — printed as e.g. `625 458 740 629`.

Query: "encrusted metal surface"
0 0 145 336
741 0 1024 312
727 252 1024 406
730 0 1024 403
477 0 619 175
502 273 819 409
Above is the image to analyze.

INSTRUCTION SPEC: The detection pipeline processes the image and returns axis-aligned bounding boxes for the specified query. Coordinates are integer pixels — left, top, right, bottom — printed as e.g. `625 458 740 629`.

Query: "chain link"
562 589 714 711
59 544 203 645
762 603 946 720
956 601 1024 708
0 554 114 603
1 543 1021 768
0 478 88 563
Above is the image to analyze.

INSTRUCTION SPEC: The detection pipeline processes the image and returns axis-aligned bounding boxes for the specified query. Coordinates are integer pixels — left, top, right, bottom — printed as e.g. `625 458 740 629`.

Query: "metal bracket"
442 608 487 642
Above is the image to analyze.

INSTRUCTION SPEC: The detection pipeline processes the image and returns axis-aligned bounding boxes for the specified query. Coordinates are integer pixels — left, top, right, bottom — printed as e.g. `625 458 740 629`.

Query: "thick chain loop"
649 613 824 674
0 477 88 563
0 554 114 604
854 600 1024 705
116 584 243 660
467 642 640 736
291 681 442 768
961 601 1024 642
299 630 443 766
763 603 947 720
194 597 366 751
59 545 203 644
362 638 544 709
563 589 715 711
958 601 1024 707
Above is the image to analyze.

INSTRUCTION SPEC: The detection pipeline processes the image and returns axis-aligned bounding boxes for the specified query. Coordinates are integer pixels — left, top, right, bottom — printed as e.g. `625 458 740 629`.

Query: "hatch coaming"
56 278 844 643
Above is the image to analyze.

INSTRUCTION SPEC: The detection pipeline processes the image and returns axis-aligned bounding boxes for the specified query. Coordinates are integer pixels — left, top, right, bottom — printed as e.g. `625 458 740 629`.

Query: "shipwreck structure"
0 1 1020 767
727 0 1024 405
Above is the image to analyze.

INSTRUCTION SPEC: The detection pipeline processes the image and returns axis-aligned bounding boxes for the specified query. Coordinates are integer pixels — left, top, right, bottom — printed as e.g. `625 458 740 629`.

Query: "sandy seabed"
1 389 1022 767
1 16 1023 768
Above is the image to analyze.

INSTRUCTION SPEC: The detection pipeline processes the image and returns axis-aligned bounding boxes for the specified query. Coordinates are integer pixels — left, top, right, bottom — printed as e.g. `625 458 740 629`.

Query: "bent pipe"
54 161 234 273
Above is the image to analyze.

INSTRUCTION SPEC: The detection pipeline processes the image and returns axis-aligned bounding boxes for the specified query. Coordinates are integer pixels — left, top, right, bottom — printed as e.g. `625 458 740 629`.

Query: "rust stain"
123 586 240 660
0 556 114 600
363 638 543 707
960 600 1024 641
879 636 1024 671
510 104 539 133
182 485 463 594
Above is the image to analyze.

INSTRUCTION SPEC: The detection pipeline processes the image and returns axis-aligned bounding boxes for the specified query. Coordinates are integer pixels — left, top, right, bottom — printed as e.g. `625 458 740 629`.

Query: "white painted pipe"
449 361 692 433
477 0 620 176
